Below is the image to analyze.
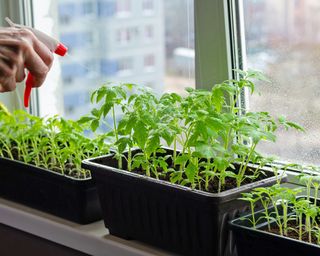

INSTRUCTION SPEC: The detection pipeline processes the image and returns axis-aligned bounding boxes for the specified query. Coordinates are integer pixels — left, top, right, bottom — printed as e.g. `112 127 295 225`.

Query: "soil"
262 220 318 245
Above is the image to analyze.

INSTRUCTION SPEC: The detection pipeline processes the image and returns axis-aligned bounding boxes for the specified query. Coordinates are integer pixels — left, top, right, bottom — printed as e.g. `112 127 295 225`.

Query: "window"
98 0 116 17
142 0 154 15
83 2 94 16
243 0 320 165
116 27 138 45
116 0 131 17
144 25 154 41
117 57 133 76
116 28 131 45
60 31 94 49
144 54 155 71
32 0 195 120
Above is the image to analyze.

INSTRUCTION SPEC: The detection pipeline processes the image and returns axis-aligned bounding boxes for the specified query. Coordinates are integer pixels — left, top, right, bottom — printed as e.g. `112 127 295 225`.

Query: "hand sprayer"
5 17 68 108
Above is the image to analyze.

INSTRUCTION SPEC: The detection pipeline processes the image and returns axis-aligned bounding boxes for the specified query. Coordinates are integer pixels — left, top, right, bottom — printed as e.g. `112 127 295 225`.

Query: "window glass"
142 0 154 14
116 0 131 17
244 0 320 165
145 25 154 41
32 0 195 119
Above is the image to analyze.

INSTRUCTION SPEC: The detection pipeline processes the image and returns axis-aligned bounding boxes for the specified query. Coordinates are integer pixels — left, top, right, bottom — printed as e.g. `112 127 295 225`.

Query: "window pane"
32 0 194 119
244 0 320 165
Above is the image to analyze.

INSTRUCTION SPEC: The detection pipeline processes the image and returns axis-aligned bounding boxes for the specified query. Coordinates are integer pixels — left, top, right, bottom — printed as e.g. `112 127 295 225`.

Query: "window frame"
5 0 305 182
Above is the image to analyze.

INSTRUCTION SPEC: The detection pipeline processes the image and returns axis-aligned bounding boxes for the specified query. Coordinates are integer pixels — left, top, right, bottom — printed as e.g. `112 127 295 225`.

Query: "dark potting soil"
262 220 318 245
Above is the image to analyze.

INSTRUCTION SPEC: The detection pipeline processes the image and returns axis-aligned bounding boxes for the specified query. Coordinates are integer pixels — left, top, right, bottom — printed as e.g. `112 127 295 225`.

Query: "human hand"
0 27 53 92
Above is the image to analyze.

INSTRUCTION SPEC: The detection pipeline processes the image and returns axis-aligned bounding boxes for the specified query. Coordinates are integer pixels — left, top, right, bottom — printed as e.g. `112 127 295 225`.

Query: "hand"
0 27 53 92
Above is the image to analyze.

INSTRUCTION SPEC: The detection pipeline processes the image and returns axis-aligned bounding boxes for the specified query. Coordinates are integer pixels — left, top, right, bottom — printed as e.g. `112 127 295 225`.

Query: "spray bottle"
5 17 68 108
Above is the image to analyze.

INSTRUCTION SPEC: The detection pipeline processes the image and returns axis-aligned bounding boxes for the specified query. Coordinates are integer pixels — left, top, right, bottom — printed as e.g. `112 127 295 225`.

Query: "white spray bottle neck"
5 17 67 56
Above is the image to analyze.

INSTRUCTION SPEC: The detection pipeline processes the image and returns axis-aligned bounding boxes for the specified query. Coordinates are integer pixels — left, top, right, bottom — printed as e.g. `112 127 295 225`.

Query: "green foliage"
84 70 303 192
0 108 109 179
241 167 320 245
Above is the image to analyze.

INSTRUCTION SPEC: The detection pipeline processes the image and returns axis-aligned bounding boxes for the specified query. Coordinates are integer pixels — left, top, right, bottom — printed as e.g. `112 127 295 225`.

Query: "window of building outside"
144 54 155 71
116 28 131 45
83 1 94 16
32 0 195 120
243 0 320 166
117 58 133 76
116 0 131 17
145 25 154 41
142 0 154 14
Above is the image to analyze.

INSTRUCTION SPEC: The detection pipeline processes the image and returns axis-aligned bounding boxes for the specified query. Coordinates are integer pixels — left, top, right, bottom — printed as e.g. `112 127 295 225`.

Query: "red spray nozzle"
54 43 68 56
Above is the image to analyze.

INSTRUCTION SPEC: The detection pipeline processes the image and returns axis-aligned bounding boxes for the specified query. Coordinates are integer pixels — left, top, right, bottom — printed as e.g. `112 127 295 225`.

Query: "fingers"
0 27 54 92
17 28 53 87
0 51 18 92
0 44 25 82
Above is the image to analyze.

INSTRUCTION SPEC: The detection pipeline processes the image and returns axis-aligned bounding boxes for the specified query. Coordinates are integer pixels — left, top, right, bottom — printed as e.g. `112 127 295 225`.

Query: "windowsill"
0 198 175 256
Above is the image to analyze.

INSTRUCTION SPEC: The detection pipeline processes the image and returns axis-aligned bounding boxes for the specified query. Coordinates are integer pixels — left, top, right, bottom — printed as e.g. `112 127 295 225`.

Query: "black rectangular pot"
82 149 286 256
229 196 320 256
0 157 101 224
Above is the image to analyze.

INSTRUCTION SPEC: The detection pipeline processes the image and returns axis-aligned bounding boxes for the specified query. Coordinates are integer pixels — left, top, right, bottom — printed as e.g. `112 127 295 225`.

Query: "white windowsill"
0 198 176 256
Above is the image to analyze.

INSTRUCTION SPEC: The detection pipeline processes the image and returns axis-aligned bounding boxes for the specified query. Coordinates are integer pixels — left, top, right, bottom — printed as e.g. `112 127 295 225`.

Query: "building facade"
57 0 165 119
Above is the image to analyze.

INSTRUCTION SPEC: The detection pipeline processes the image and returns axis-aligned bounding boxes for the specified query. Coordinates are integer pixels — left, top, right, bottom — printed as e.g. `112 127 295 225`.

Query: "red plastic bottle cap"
54 43 68 56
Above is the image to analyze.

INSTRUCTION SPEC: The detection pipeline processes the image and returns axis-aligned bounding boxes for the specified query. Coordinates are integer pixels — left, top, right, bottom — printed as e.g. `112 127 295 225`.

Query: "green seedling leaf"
78 116 94 124
170 171 183 184
91 119 100 132
247 69 271 82
211 86 225 112
102 103 112 118
115 137 131 153
174 154 189 165
285 122 305 132
185 162 198 183
133 120 148 149
91 108 101 118
185 87 194 93
195 143 217 159
225 171 237 178
145 134 160 155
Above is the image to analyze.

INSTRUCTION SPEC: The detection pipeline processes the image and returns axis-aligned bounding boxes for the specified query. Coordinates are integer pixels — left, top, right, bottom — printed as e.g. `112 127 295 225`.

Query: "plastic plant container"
82 149 285 256
0 157 101 224
229 196 320 256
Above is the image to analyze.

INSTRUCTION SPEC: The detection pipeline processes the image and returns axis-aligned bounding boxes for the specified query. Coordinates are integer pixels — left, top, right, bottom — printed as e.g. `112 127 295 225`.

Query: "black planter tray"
82 149 286 256
0 157 101 224
229 196 320 256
